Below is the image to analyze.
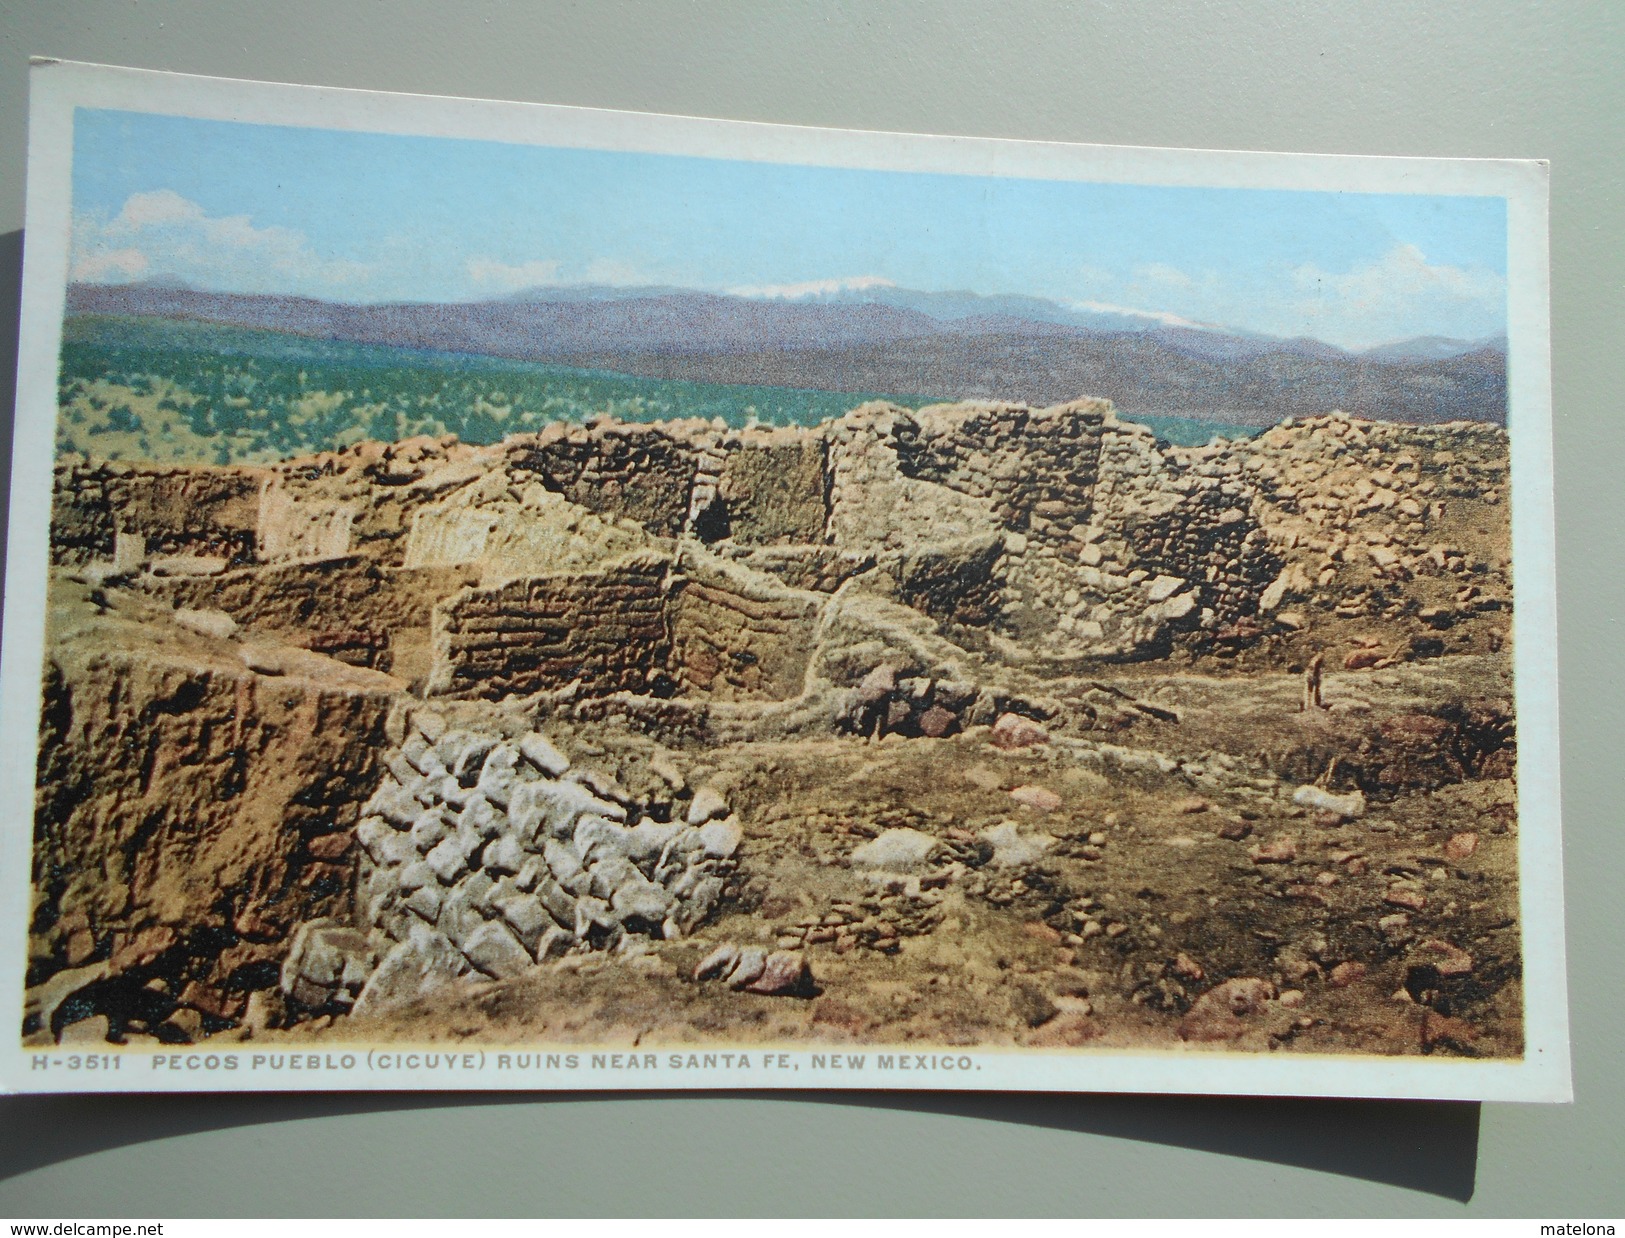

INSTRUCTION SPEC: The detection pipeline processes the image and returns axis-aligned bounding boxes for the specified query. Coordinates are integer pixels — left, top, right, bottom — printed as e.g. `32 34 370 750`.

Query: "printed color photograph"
2 63 1567 1099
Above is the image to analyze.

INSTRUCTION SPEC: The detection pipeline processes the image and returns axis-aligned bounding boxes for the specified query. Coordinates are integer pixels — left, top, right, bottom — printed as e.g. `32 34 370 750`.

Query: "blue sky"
67 109 1508 350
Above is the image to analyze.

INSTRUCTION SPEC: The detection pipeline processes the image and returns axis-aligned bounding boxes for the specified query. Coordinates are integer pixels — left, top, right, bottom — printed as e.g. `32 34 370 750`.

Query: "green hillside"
55 314 1258 464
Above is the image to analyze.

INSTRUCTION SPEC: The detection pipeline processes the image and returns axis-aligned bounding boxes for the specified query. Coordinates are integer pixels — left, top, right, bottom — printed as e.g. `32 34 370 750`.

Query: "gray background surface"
0 0 1619 1217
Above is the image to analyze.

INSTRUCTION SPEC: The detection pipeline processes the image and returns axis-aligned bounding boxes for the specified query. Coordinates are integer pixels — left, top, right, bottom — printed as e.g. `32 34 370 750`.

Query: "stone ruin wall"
427 551 674 700
668 556 823 701
56 400 1306 702
504 420 702 539
1085 420 1286 646
52 460 265 566
256 480 357 563
713 436 827 544
156 557 480 676
817 400 1284 657
50 400 1386 720
823 405 1000 553
425 548 823 705
400 471 648 585
52 437 492 574
893 398 1107 534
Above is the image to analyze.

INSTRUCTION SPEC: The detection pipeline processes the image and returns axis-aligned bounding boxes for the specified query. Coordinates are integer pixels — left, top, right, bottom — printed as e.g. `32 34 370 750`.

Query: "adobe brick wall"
428 551 674 699
715 434 827 544
506 420 703 538
52 461 264 565
669 555 822 701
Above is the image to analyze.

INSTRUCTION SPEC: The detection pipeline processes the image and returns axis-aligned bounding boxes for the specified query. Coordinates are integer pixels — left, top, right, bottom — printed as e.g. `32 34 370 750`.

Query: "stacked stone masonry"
58 401 1511 697
428 551 673 700
53 460 264 566
287 716 742 1015
669 555 823 701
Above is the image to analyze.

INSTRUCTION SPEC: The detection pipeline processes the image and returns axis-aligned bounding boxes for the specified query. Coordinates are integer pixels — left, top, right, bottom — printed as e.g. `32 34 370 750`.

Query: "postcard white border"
0 60 1569 1101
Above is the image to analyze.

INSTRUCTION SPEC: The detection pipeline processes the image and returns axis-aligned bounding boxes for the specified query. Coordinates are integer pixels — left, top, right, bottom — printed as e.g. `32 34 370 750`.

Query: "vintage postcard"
0 60 1568 1098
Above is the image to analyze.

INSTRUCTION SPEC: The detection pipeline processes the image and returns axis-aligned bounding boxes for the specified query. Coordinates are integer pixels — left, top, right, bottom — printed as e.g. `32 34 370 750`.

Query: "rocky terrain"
25 397 1521 1059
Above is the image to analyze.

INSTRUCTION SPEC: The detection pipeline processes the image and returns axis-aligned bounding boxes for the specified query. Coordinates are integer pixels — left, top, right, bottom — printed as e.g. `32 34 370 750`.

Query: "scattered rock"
352 932 468 1017
686 786 730 826
1385 887 1428 912
742 950 813 996
697 816 744 859
989 713 1049 750
1249 839 1298 865
610 877 676 925
1411 939 1474 977
1378 912 1412 939
1009 784 1062 813
856 663 898 704
851 828 941 868
1146 574 1186 603
173 608 238 640
482 833 527 876
1328 961 1367 988
1025 1013 1102 1046
1173 796 1211 814
243 989 285 1034
58 1015 113 1045
518 733 571 777
1444 832 1479 860
463 922 534 979
1291 785 1366 819
694 943 741 981
240 645 286 676
726 947 768 989
1159 592 1198 621
279 919 374 1012
1178 978 1277 1042
980 820 1056 867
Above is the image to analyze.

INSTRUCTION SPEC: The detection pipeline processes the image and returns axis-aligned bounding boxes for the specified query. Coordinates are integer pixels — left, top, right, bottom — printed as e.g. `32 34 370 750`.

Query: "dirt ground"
270 650 1520 1060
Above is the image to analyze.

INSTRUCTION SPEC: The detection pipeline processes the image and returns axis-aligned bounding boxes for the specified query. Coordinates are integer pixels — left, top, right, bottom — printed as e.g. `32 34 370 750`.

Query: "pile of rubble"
280 712 742 1016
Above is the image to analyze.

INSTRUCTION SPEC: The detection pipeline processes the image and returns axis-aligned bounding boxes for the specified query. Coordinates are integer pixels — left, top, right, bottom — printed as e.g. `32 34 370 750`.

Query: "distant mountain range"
63 281 1507 426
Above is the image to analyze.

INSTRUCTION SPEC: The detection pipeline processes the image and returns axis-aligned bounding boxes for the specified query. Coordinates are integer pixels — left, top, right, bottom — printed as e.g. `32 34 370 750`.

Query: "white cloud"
70 247 150 283
1286 244 1506 348
467 257 564 290
113 189 206 229
1292 243 1504 313
70 190 369 291
1067 299 1214 330
1068 246 1505 349
727 274 897 300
